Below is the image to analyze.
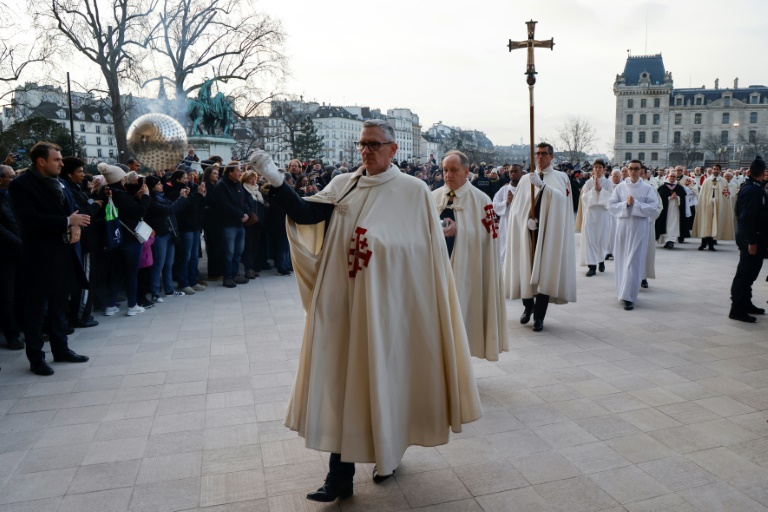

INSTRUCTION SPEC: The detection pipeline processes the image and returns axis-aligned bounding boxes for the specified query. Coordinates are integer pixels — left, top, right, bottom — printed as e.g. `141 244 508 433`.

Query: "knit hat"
98 162 127 185
145 176 160 190
749 155 766 175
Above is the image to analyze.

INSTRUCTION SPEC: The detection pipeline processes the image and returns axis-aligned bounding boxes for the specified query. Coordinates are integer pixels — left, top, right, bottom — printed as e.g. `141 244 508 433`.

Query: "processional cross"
508 20 554 259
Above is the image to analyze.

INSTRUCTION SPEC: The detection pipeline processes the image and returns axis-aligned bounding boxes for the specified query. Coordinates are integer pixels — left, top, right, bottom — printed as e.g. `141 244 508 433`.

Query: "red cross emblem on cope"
348 227 372 278
723 188 730 197
482 205 499 239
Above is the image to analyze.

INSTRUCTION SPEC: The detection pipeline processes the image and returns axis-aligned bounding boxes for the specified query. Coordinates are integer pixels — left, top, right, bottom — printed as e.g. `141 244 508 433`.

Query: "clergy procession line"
246 120 768 503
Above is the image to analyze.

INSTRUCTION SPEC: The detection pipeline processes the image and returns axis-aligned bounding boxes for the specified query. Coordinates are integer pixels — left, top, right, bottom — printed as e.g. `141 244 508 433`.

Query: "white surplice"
608 179 659 303
578 177 614 266
433 181 509 361
492 183 517 263
284 165 482 475
644 189 664 280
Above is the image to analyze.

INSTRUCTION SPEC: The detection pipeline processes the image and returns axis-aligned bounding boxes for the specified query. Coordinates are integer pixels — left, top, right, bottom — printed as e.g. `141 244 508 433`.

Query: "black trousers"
730 244 764 310
522 293 550 320
24 285 71 364
68 252 93 324
327 453 355 484
0 257 21 343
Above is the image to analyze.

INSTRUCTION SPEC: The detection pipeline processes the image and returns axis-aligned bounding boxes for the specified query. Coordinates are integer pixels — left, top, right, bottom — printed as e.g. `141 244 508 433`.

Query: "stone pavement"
1 237 767 512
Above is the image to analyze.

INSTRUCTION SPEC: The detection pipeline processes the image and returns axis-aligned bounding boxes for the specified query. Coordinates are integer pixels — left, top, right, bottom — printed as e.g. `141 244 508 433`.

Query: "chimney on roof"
715 78 719 90
734 78 739 89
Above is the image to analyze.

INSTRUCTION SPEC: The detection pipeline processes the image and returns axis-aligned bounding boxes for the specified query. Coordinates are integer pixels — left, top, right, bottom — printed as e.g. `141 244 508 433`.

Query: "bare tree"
739 130 768 162
32 0 157 161
557 116 597 163
267 98 319 159
145 0 285 105
669 133 703 168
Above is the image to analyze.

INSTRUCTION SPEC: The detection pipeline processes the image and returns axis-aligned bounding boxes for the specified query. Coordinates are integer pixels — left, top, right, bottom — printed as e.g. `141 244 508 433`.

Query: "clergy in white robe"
433 151 508 361
605 169 623 258
693 165 735 250
577 160 613 276
492 165 522 263
656 172 687 249
724 172 738 212
608 162 659 310
249 120 482 503
504 142 576 332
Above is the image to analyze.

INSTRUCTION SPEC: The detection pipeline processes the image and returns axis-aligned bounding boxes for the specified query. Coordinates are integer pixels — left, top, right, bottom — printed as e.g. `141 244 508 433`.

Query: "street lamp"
731 122 740 166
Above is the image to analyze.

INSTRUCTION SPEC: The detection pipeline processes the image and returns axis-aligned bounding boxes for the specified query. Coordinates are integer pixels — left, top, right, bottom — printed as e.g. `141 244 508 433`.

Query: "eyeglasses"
355 141 393 151
534 152 552 157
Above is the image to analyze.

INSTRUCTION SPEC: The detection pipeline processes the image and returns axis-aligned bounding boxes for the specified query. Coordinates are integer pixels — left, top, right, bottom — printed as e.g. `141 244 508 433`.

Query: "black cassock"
655 182 688 240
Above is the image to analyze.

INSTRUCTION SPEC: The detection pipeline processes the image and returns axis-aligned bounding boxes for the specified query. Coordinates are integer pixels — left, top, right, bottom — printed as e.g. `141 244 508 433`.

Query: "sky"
255 0 768 157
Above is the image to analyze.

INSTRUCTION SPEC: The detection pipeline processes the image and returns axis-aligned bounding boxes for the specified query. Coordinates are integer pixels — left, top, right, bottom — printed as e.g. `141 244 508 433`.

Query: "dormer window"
675 97 683 106
724 97 731 107
93 113 100 122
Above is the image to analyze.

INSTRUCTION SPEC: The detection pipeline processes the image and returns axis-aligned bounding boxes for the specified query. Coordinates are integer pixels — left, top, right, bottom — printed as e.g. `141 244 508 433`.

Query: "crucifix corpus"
508 20 554 260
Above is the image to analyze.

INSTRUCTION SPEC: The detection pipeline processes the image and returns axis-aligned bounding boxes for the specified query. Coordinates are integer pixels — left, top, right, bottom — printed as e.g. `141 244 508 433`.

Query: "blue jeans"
151 233 176 295
177 230 201 288
222 226 245 279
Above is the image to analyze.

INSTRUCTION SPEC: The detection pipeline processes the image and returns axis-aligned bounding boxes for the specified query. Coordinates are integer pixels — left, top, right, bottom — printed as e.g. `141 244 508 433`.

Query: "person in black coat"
208 162 251 287
8 142 90 376
655 173 688 249
202 165 225 280
0 165 24 350
145 175 188 299
61 156 102 328
168 171 207 293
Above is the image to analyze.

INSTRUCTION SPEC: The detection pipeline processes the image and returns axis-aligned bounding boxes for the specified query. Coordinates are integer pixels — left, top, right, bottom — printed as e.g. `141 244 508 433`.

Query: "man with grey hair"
432 150 508 361
249 119 481 502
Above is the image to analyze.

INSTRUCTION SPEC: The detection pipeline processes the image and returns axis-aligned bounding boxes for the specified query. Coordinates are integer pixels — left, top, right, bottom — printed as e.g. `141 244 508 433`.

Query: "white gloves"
249 150 283 187
528 172 544 188
527 218 539 231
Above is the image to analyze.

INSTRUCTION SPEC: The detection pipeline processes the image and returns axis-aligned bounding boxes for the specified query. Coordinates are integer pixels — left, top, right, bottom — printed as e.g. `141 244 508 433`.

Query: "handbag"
139 235 155 269
120 218 153 244
103 197 123 251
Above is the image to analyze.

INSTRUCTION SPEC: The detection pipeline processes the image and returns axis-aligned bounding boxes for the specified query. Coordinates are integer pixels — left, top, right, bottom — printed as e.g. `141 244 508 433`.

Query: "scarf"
243 182 264 204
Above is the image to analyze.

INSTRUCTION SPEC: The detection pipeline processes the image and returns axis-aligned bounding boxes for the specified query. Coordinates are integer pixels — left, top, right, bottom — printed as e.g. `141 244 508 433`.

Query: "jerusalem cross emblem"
482 205 499 239
348 227 373 278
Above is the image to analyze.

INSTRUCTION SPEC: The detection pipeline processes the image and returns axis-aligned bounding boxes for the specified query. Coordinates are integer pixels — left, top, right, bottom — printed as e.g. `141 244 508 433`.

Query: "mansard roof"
623 54 666 86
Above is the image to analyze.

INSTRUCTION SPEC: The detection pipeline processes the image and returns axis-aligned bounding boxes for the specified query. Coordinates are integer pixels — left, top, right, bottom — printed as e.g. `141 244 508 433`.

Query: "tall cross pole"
508 20 554 261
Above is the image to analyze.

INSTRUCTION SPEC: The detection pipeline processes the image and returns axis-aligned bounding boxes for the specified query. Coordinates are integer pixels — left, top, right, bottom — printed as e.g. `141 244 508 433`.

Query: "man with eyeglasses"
249 119 481 503
504 142 576 332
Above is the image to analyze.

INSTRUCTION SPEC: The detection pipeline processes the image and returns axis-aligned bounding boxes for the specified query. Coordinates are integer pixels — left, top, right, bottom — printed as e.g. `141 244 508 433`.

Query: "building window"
97 149 103 157
696 97 703 105
109 149 114 158
80 136 86 145
639 114 647 125
651 152 658 161
627 99 634 108
108 138 114 146
652 131 659 143
675 97 683 106
626 114 633 125
653 98 660 108
674 113 682 125
724 97 731 107
625 132 633 143
721 131 729 144
722 113 730 124
107 126 113 134
96 137 102 145
625 152 632 161
638 152 645 161
750 112 758 123
639 132 646 144
641 99 647 108
653 114 660 125
673 131 681 144
751 95 759 104
80 124 85 132
693 131 701 144
749 130 757 143
694 113 702 125
96 125 101 133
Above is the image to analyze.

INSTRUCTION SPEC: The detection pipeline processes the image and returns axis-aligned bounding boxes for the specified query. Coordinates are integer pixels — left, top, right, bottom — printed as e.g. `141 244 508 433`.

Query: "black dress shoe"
698 244 706 251
30 361 55 376
66 327 75 335
598 262 605 272
532 319 544 332
708 246 716 251
5 339 24 350
729 311 756 323
624 301 634 311
52 351 89 363
664 241 674 249
746 304 766 315
605 254 613 260
73 319 99 328
306 482 353 502
641 279 648 289
373 466 394 484
520 308 533 325
586 267 596 277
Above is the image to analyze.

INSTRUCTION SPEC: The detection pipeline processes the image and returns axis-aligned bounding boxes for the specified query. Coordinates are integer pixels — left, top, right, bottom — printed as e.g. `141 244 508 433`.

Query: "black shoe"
698 243 706 251
729 311 757 323
137 300 155 309
598 262 605 272
605 254 613 260
223 279 236 288
664 241 674 249
306 482 353 502
66 327 75 335
277 270 292 276
30 361 54 376
746 304 766 315
624 301 634 311
233 276 250 284
532 319 544 332
520 307 533 325
678 237 685 243
586 267 596 277
6 339 24 350
52 351 89 363
641 279 648 289
708 246 716 251
373 467 394 484
72 319 99 328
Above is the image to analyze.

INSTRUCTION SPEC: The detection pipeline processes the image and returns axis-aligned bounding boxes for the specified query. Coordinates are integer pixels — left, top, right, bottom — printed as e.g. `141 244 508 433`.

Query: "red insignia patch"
348 227 372 278
482 205 499 239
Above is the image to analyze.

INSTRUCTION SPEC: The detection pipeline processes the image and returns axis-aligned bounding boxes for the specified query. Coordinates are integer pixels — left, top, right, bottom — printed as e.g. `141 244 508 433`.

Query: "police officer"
729 156 767 323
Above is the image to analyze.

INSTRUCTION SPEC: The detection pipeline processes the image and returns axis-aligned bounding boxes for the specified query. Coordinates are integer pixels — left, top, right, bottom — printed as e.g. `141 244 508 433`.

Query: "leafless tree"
669 133 703 169
32 0 157 161
738 130 768 162
557 116 597 163
145 0 286 105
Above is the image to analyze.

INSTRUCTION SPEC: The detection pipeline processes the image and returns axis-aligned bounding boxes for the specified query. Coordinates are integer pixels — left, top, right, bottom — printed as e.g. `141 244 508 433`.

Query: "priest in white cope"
608 160 660 311
433 150 508 361
249 120 482 503
576 159 613 276
492 164 522 263
693 163 735 251
504 142 576 332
